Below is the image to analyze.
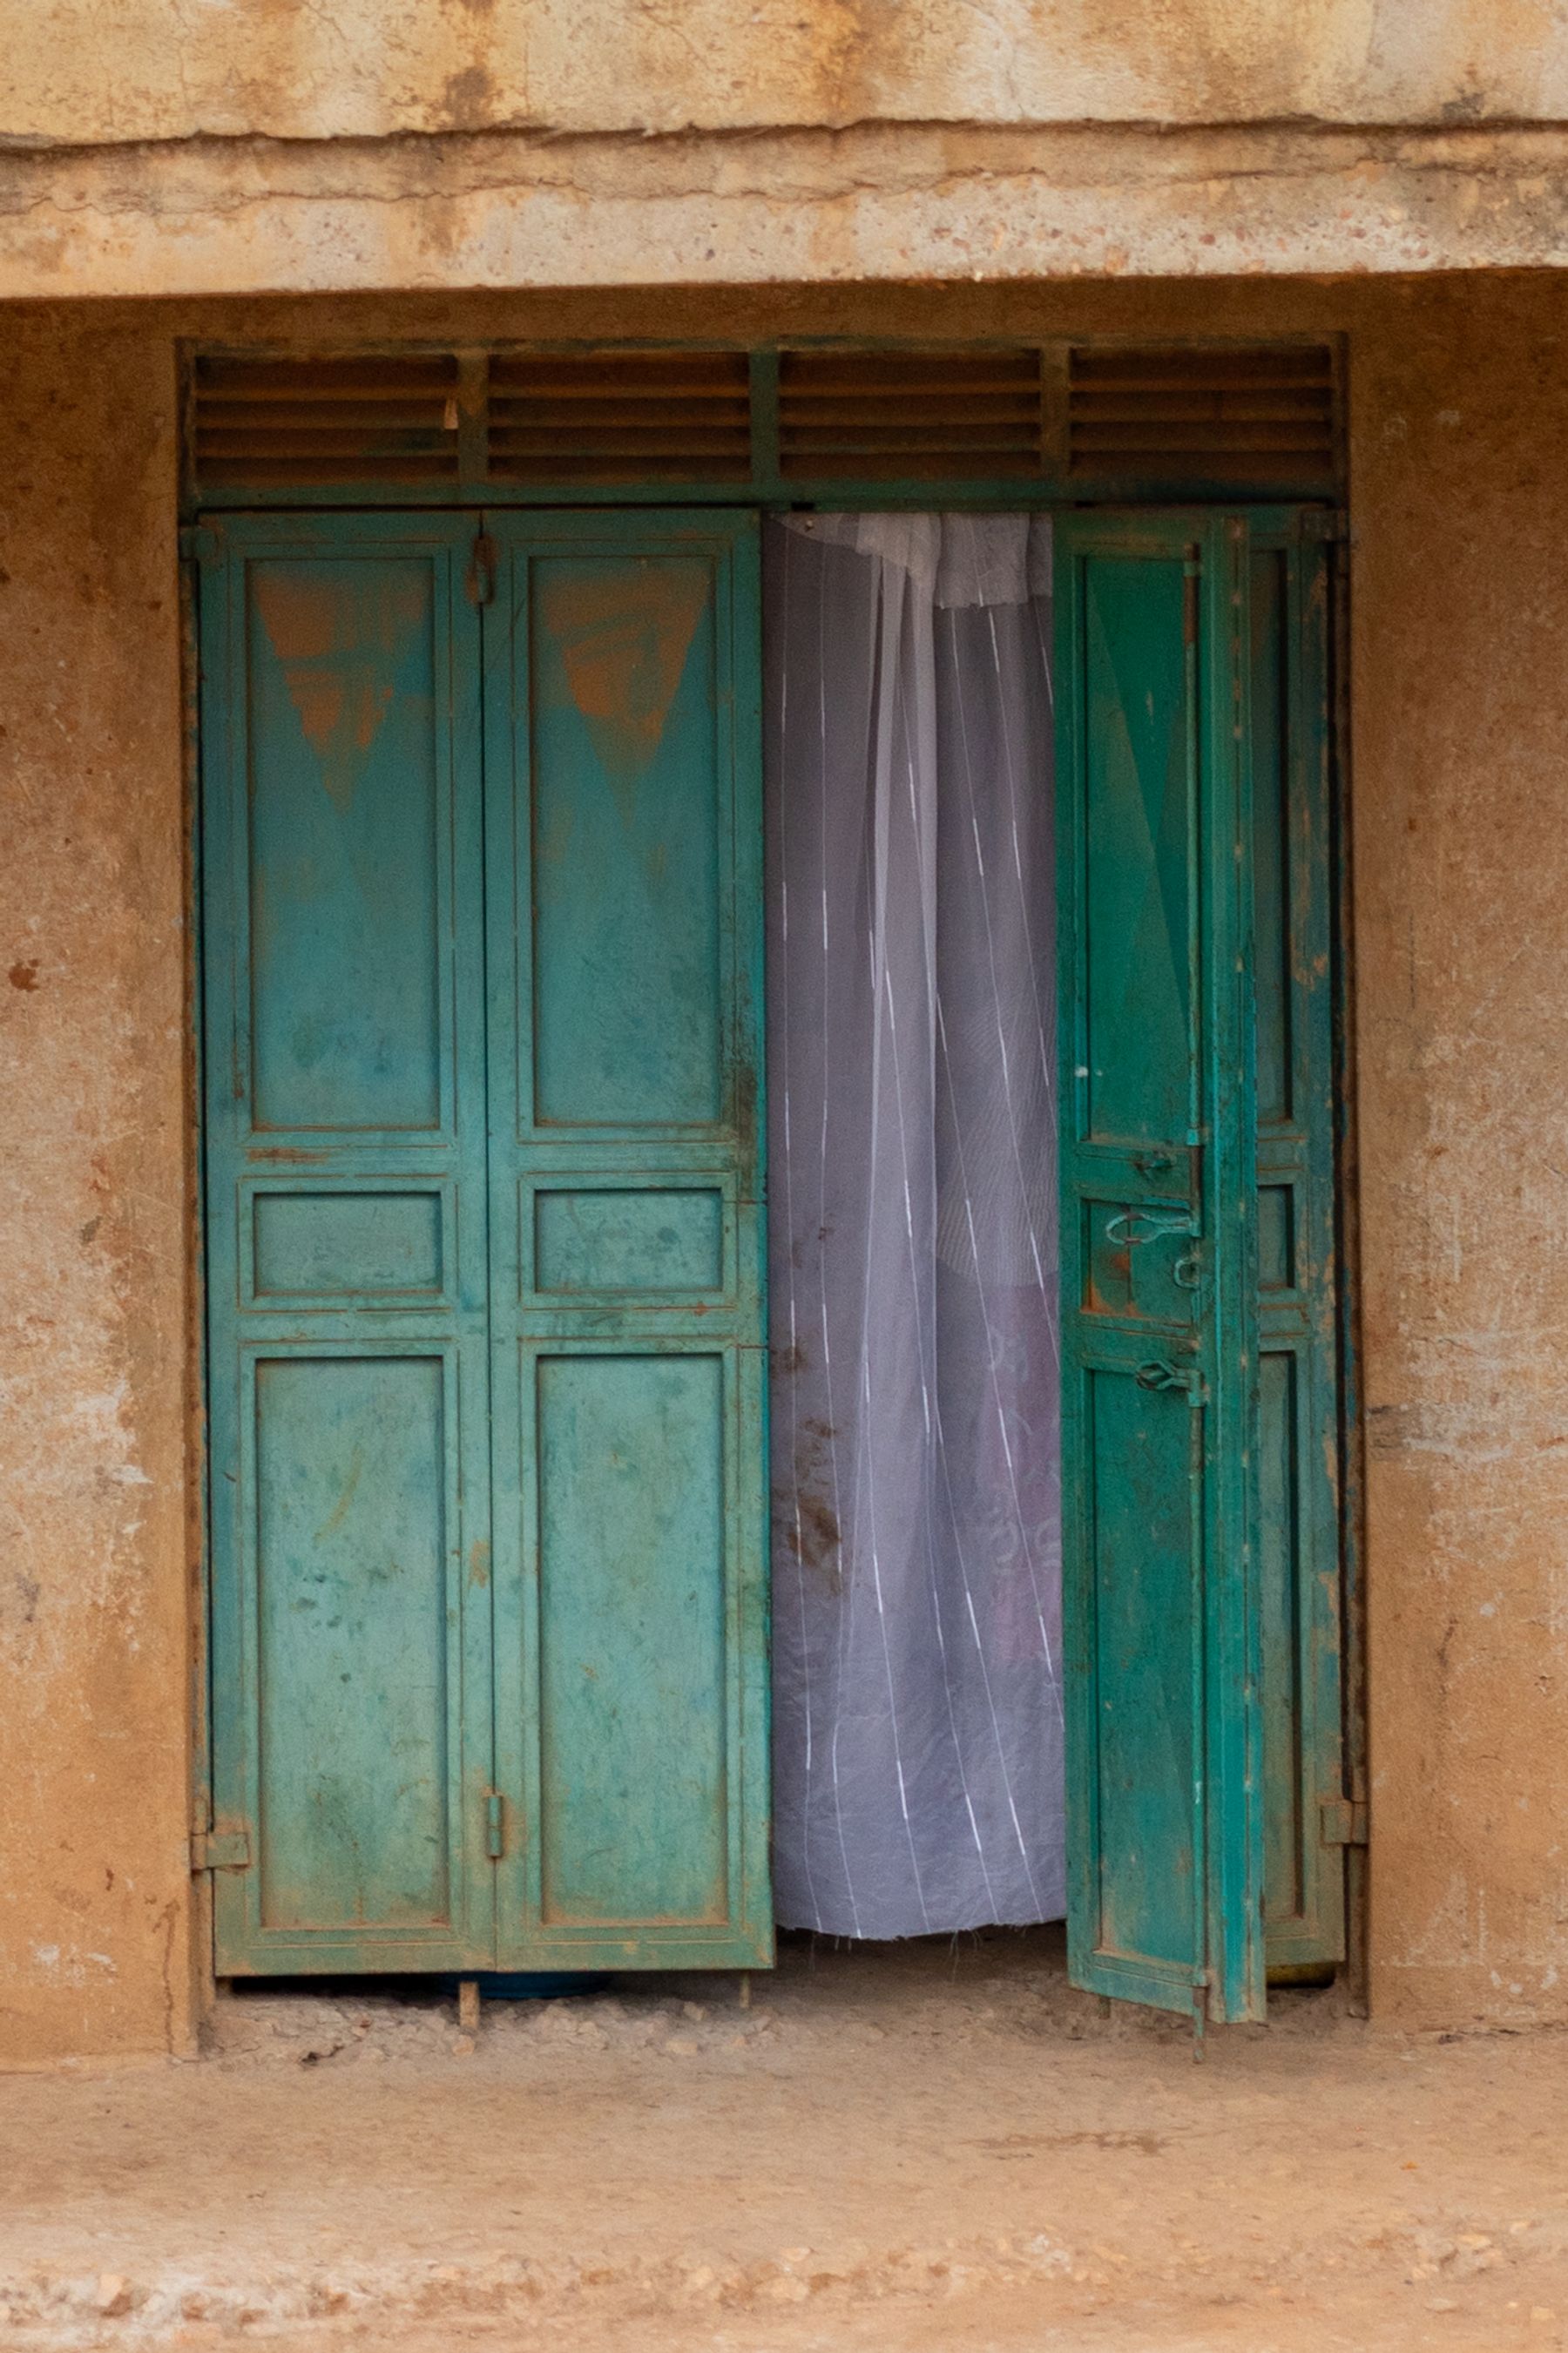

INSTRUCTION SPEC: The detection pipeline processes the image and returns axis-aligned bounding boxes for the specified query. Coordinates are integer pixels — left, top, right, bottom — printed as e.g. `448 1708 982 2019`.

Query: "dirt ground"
3 1927 1566 2353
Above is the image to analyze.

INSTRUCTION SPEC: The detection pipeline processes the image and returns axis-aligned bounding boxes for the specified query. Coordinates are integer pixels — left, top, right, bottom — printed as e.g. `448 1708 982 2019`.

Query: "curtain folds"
765 512 1064 1940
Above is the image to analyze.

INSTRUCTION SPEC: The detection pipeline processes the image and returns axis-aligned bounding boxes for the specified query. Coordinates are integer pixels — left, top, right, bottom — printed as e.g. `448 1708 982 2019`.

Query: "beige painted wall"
3 275 1568 2059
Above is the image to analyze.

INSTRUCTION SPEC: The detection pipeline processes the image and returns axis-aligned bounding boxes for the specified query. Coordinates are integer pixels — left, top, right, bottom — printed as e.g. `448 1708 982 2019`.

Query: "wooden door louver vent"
778 348 1046 481
193 356 463 487
190 343 1341 497
487 350 752 483
1067 344 1335 485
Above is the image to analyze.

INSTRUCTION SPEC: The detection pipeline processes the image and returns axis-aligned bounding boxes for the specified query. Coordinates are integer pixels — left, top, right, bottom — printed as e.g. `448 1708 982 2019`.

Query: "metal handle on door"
1105 1207 1193 1247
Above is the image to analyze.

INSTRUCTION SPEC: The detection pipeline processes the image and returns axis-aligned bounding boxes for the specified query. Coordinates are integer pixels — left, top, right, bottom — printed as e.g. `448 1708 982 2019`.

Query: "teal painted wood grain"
1085 1365 1198 1968
1057 510 1265 2024
536 1350 730 1927
199 513 496 1975
483 510 771 1971
203 507 769 1978
1078 553 1193 1151
1250 526 1347 1971
251 1189 444 1298
253 1354 452 1930
534 1186 726 1294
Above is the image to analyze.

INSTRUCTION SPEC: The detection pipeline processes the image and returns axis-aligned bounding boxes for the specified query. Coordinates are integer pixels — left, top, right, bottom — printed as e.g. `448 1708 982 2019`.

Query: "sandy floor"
3 1928 1566 2351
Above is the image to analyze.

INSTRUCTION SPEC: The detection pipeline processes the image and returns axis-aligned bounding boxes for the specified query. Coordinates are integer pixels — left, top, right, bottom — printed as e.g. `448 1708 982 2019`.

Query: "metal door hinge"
179 524 221 565
485 1789 506 1861
1319 1795 1369 1848
191 1824 251 1871
466 532 497 607
1301 508 1349 544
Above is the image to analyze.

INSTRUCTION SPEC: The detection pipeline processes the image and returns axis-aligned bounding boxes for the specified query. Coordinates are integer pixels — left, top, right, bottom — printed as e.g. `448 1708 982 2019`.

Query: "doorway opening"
188 338 1353 2028
762 508 1346 2013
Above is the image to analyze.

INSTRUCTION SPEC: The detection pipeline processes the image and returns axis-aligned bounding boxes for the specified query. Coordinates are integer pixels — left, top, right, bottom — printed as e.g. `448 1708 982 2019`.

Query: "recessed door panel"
532 1186 726 1295
1086 1364 1199 1970
530 555 724 1128
253 1354 453 1930
245 558 443 1134
1080 556 1193 1153
251 1190 445 1299
535 1350 729 1928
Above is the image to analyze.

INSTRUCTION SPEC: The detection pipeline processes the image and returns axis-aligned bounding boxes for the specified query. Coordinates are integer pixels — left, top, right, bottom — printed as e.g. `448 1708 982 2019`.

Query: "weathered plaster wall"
0 311 197 2066
5 0 1568 142
3 274 1568 2057
10 2 1568 301
1350 276 1568 2024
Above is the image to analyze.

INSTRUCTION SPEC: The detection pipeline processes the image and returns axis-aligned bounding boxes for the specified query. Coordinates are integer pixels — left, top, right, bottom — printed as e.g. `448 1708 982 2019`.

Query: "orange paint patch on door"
253 566 427 809
541 560 708 813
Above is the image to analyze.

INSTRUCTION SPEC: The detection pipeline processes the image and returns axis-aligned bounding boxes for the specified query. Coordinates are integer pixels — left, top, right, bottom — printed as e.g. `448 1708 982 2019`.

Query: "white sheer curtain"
765 512 1064 1940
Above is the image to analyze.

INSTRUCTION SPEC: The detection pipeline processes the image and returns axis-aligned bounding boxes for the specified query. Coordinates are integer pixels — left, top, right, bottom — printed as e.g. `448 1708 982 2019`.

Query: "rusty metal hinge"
465 532 497 607
191 1824 252 1872
485 1789 506 1861
1319 1795 1369 1848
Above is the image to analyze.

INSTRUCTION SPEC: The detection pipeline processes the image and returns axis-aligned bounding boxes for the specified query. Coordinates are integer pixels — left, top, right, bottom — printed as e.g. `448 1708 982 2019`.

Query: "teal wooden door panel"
483 511 770 1969
1056 512 1264 2024
1250 524 1347 1971
199 513 496 1973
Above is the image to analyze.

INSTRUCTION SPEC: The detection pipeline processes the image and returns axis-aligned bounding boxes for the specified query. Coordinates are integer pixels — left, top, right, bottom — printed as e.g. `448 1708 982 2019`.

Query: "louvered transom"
193 355 462 487
778 348 1046 482
188 339 1342 501
1069 345 1335 483
486 351 752 483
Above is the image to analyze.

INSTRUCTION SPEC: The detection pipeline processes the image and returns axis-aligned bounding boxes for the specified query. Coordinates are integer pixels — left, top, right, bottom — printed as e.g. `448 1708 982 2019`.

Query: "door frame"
180 465 1365 2011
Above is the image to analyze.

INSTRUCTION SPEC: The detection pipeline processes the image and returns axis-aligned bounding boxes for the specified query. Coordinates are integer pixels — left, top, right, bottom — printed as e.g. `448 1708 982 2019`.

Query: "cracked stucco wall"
3 273 1568 2059
5 0 1568 143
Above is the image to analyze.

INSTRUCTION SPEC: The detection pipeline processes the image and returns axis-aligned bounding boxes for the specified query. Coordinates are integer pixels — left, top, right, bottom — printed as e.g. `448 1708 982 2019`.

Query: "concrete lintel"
6 123 1568 301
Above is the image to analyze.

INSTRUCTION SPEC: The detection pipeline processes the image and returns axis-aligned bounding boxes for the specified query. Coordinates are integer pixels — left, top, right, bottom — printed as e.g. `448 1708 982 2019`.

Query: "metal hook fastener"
1132 1152 1175 1178
1172 1247 1202 1290
1104 1207 1193 1247
1135 1360 1187 1392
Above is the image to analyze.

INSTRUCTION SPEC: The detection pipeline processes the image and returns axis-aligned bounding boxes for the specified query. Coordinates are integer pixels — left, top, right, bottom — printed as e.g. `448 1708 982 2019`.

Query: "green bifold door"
199 510 769 1974
199 503 1342 2013
1055 511 1344 2022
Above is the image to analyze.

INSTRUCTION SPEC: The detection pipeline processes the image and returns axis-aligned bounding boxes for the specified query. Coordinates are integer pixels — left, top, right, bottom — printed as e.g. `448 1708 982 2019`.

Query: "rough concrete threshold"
3 1926 1568 2351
